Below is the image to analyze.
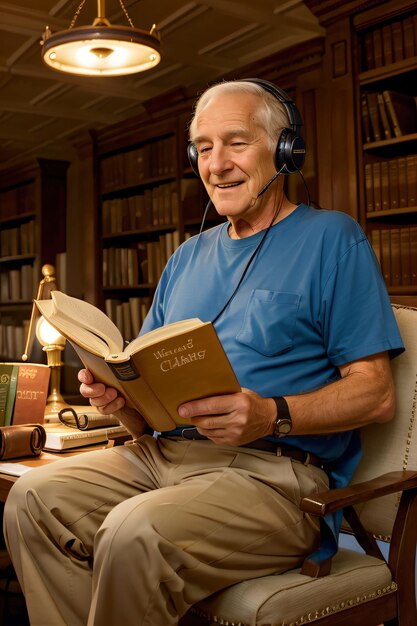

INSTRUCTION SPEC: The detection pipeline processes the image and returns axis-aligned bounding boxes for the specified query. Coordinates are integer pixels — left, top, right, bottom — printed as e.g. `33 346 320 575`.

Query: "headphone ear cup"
187 143 200 178
276 128 306 174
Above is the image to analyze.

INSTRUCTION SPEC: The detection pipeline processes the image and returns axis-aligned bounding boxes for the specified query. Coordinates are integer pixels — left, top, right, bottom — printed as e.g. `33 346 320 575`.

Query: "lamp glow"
40 1 160 77
36 318 65 347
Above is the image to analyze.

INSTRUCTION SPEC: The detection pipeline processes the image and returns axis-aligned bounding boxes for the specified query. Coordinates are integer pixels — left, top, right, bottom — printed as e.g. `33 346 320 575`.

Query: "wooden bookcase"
95 100 227 342
353 1 417 297
0 159 69 361
96 115 205 341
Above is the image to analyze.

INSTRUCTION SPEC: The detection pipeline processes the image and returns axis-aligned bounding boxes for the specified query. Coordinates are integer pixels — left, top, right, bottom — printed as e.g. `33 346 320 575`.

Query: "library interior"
0 0 417 625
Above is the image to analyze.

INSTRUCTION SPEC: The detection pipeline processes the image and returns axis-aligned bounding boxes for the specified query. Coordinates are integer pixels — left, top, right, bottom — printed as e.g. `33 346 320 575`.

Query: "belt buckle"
276 446 282 457
181 427 198 440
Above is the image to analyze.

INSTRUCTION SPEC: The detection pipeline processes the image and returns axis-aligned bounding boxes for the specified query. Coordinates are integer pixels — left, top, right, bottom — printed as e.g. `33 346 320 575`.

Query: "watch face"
277 419 292 435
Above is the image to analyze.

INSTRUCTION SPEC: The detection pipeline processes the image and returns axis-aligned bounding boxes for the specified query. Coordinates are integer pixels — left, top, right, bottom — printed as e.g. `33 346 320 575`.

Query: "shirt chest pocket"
236 290 301 357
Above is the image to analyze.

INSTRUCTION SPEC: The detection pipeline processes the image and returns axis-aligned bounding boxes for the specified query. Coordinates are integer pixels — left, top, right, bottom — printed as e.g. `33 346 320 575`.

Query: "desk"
0 445 109 503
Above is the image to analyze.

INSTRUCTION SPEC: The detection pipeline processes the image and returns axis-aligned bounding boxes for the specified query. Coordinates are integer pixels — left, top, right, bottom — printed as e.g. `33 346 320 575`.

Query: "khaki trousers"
4 435 328 626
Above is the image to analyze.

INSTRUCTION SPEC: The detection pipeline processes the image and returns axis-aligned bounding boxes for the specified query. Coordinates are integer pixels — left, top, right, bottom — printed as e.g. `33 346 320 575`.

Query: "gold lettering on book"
16 390 45 401
153 338 194 360
160 350 206 372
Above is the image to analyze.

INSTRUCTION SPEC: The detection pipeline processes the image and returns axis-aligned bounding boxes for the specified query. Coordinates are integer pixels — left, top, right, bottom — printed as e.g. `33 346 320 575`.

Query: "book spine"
3 365 19 426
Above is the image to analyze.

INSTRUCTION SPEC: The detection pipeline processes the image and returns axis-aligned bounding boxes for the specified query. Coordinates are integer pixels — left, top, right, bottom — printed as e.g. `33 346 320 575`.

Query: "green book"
0 364 19 426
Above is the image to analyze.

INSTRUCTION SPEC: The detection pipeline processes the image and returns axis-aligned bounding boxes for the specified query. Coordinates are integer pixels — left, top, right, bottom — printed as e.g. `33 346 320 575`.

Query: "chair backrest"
344 304 417 540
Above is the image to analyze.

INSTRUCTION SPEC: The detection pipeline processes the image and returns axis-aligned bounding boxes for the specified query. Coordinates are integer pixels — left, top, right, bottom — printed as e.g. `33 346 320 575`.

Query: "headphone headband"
241 78 304 132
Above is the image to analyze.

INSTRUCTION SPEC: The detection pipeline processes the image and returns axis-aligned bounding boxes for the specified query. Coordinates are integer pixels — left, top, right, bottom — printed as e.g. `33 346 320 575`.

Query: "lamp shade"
41 24 161 76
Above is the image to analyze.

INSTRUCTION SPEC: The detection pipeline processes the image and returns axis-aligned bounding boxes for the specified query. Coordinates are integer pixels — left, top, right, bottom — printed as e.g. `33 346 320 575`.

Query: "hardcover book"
35 292 241 432
0 363 50 426
43 423 128 451
382 91 417 137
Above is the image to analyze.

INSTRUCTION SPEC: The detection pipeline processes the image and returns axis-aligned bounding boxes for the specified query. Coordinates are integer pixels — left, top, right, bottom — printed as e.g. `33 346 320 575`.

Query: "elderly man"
4 79 403 626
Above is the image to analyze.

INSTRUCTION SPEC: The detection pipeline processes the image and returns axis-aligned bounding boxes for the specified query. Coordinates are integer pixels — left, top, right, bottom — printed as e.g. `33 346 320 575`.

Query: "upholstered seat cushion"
191 548 395 626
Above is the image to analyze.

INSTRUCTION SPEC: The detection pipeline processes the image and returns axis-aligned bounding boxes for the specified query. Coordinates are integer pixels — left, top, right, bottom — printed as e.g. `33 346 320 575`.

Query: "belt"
160 427 323 468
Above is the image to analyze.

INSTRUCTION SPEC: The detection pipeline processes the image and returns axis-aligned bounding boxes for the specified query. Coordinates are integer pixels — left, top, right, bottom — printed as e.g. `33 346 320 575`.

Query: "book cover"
406 155 416 207
366 93 382 141
397 158 407 208
380 229 391 285
12 363 50 426
364 163 374 211
0 364 18 426
388 159 399 209
377 93 392 139
382 91 417 137
35 292 241 432
369 230 381 265
44 424 127 451
381 24 393 65
400 228 411 286
372 162 381 211
390 228 401 287
361 96 372 143
411 227 417 285
380 161 390 211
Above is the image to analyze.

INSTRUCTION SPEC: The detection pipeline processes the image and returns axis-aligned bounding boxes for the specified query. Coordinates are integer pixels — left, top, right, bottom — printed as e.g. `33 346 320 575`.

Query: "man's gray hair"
188 80 290 151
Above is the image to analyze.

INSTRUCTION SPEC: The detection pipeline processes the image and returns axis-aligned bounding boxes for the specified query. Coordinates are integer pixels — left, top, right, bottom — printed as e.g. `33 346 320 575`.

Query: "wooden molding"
304 0 415 26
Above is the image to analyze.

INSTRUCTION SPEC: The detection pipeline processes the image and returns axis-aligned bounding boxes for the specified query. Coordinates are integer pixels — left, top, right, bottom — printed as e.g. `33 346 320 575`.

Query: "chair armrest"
301 470 417 516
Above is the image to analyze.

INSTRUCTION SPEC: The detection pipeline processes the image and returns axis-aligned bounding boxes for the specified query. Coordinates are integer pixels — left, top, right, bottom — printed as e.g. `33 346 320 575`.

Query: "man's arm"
177 351 395 446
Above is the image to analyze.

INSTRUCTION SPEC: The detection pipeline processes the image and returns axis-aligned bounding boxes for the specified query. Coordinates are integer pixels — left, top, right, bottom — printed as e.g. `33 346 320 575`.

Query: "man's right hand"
78 369 149 439
78 368 126 415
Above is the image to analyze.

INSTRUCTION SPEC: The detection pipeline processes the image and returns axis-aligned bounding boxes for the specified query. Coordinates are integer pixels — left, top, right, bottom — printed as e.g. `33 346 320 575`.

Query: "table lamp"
22 264 69 419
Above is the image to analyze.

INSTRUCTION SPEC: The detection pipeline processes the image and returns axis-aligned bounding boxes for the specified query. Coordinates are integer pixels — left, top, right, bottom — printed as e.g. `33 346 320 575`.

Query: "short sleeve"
321 238 404 366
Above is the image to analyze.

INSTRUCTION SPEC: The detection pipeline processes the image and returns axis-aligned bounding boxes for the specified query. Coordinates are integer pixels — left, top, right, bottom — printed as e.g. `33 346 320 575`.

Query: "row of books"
100 136 176 193
365 155 416 212
0 220 36 257
102 182 180 234
103 231 181 287
0 321 28 361
0 265 35 302
361 15 417 72
361 91 417 143
369 227 417 287
104 297 152 342
0 183 36 220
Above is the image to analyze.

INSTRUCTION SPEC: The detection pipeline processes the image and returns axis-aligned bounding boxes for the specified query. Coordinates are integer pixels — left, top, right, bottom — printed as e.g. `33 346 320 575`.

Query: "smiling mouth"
216 182 242 188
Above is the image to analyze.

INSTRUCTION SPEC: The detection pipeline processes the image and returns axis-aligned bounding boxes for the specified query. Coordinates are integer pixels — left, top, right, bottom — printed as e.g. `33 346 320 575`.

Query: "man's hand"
78 368 126 414
178 388 276 446
78 369 148 439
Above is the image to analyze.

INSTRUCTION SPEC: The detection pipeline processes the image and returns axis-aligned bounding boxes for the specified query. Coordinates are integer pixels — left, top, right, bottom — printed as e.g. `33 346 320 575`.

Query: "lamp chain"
70 0 88 29
69 0 136 29
118 0 135 28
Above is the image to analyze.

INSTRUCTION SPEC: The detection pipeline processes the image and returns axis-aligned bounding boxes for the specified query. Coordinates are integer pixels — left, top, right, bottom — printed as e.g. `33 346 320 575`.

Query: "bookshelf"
0 159 69 361
98 119 185 341
354 2 417 296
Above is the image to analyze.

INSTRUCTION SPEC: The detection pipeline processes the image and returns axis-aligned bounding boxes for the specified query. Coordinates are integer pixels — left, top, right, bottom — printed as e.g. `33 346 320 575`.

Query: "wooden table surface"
0 445 107 502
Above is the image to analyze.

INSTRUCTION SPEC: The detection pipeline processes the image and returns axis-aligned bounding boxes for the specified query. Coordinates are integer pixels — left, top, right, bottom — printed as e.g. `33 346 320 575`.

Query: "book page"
51 292 123 353
36 297 122 357
116 318 204 360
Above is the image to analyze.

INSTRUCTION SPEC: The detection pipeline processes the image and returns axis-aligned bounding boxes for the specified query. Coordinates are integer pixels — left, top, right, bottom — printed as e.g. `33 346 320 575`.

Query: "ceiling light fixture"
40 0 161 77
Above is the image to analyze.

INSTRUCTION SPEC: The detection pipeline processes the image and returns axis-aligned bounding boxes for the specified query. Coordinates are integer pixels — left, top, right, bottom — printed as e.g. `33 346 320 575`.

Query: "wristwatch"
271 396 292 438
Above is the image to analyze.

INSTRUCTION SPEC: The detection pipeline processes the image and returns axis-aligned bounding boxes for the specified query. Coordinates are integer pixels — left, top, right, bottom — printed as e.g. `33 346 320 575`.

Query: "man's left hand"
177 389 276 446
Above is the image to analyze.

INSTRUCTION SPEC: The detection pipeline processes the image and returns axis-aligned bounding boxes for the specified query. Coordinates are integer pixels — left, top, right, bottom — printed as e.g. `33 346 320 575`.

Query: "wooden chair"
180 304 417 626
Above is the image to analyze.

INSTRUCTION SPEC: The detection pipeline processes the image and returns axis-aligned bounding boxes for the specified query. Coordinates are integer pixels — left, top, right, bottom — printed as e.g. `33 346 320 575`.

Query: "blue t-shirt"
141 204 404 562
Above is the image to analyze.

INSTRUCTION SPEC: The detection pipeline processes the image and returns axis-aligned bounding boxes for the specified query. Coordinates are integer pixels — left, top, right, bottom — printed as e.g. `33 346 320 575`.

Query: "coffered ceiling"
0 0 324 168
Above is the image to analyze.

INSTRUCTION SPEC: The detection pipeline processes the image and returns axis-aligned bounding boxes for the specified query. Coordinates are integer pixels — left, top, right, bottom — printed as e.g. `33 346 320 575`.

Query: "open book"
35 292 241 432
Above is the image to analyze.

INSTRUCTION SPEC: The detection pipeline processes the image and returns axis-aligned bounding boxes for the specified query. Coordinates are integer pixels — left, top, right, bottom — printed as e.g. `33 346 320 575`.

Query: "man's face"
193 92 278 223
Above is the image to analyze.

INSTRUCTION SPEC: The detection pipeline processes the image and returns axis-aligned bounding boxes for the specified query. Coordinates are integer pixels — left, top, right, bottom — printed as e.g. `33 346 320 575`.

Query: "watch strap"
272 396 292 437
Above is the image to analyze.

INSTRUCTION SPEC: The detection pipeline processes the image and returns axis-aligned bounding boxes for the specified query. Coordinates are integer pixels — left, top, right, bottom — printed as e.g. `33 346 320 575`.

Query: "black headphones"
187 77 306 177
